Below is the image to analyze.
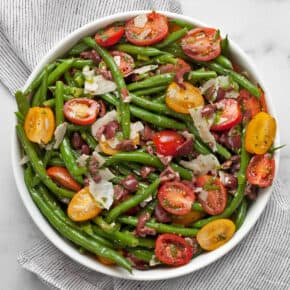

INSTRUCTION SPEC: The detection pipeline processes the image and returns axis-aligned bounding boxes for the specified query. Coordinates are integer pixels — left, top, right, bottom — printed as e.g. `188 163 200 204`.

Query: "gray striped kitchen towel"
1 0 289 289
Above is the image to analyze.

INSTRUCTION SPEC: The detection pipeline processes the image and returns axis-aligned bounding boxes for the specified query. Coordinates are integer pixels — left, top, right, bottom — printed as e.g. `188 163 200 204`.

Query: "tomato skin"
153 130 185 156
125 12 168 46
246 154 275 187
47 166 82 192
196 175 227 216
211 98 242 131
155 234 193 266
158 182 195 216
238 89 261 119
245 112 276 155
24 107 55 144
63 98 99 125
95 26 124 47
111 51 135 76
181 27 221 61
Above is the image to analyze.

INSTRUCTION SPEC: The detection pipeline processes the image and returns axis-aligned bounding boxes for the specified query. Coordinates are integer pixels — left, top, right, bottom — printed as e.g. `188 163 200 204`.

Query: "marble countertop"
1 0 289 289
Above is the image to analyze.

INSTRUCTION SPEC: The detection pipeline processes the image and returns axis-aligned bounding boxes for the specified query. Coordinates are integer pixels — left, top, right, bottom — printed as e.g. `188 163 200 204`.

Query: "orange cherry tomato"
95 25 124 47
125 12 169 46
67 187 102 222
24 107 55 144
172 210 205 226
166 81 204 114
196 219 236 251
181 27 221 61
46 166 81 192
245 112 276 155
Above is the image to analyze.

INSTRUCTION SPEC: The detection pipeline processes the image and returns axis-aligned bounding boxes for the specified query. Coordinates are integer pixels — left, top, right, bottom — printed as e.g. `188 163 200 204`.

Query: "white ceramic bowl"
12 10 280 280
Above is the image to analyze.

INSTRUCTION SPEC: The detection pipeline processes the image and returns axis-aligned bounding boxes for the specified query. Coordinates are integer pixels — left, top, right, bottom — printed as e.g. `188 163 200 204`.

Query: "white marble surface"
1 0 290 289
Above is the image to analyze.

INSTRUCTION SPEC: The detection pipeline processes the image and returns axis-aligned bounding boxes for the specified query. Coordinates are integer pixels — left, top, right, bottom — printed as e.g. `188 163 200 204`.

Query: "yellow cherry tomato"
245 112 276 155
172 210 205 226
99 134 140 155
196 219 236 251
67 187 102 222
165 81 204 114
24 107 55 144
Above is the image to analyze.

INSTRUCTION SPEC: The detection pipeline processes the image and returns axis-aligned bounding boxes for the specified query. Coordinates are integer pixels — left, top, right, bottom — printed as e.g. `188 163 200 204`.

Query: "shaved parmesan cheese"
98 168 115 181
53 122 67 149
113 55 121 66
106 137 120 149
76 154 89 167
180 154 220 176
225 90 239 99
138 28 151 40
198 189 208 202
84 75 116 95
20 155 29 165
123 94 132 103
132 65 158 75
134 14 148 28
92 151 106 167
149 255 161 266
189 107 217 151
130 121 144 139
89 179 114 210
140 194 152 207
91 110 117 140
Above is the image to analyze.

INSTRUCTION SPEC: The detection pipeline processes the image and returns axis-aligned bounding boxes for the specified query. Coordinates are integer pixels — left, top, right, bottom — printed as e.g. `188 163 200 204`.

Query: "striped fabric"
1 1 289 289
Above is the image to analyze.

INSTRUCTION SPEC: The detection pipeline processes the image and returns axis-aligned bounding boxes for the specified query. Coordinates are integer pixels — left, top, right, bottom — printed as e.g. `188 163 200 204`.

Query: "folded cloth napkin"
1 0 289 289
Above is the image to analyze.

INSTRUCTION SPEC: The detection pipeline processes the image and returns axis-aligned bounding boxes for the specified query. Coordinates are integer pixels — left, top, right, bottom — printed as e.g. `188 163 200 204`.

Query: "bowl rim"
11 10 280 280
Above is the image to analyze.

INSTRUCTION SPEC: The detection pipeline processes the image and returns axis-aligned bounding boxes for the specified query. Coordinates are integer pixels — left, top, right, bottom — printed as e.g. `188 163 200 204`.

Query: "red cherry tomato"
46 166 82 192
246 154 275 187
110 51 135 76
211 98 242 131
95 25 124 47
158 182 195 215
125 12 168 46
153 130 185 156
63 98 99 125
238 89 261 119
155 234 193 266
196 175 227 215
181 27 221 61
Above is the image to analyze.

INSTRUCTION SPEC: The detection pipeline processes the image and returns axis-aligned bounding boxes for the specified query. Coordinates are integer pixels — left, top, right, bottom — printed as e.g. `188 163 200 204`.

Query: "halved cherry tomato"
196 175 227 215
67 186 102 222
24 107 55 144
99 134 140 155
125 12 168 46
95 25 124 47
247 154 275 187
172 210 205 226
111 51 135 76
245 112 276 155
166 81 204 114
47 166 82 192
158 182 195 215
211 98 242 131
63 98 99 125
181 27 221 61
153 130 185 156
155 233 193 266
196 219 236 251
238 89 261 119
259 89 268 113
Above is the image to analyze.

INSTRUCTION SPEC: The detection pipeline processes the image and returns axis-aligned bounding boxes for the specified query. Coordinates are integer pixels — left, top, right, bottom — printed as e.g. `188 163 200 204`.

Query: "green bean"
193 132 250 228
191 202 205 212
146 54 178 65
47 157 65 167
42 95 73 107
155 27 188 49
207 62 261 98
24 62 57 96
15 90 29 117
168 19 194 30
16 125 74 199
133 86 167 97
80 132 97 149
115 44 167 56
221 35 230 57
71 59 94 69
152 94 166 103
24 172 131 271
215 55 233 70
68 42 90 55
193 138 212 155
118 216 199 237
161 43 193 62
83 37 131 140
49 85 84 98
43 150 55 168
67 123 90 132
55 81 64 126
64 70 75 87
73 71 85 87
170 163 193 181
127 73 174 91
234 198 247 230
138 199 158 216
32 66 48 106
127 249 154 263
93 216 120 232
188 70 217 81
15 111 24 123
106 179 160 223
